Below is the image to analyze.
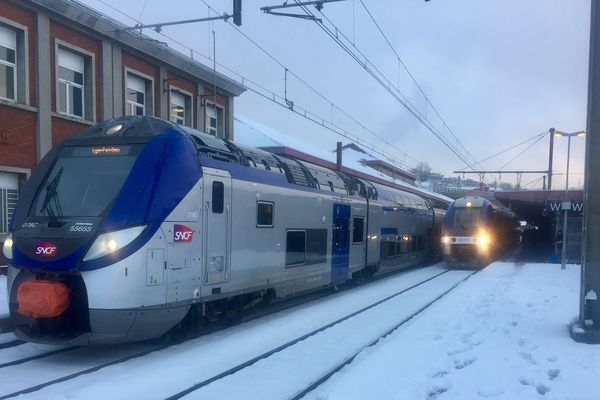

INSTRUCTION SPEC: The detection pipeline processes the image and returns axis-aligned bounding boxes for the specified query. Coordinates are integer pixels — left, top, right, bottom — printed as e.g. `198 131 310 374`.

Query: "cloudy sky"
86 0 591 189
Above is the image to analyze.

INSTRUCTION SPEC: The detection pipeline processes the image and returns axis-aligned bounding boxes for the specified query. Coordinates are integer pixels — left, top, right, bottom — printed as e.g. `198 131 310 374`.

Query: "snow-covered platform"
308 262 597 400
0 263 598 400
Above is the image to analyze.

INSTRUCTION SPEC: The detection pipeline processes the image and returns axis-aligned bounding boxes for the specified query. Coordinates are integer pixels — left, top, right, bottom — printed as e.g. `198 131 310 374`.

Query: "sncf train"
441 196 520 267
3 116 446 344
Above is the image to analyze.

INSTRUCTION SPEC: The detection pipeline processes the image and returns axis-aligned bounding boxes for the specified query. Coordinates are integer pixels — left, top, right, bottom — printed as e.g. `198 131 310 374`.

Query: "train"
441 195 521 268
3 116 447 344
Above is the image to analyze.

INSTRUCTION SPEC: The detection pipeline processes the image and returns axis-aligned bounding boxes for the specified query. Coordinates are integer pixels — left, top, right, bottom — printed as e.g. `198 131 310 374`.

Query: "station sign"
545 200 584 213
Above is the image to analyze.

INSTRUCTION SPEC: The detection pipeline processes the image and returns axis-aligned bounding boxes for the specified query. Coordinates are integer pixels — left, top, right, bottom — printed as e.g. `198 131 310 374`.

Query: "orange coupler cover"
17 280 69 318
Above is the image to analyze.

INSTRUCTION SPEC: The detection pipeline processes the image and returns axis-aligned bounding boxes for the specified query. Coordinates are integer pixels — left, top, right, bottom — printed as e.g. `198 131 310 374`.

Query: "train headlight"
477 231 491 249
441 235 450 245
2 233 13 260
83 225 146 262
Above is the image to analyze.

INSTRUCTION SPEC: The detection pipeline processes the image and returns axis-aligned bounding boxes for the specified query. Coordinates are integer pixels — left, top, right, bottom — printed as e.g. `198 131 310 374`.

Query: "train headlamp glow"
441 235 450 245
466 201 472 207
476 231 491 249
83 225 146 262
2 233 13 260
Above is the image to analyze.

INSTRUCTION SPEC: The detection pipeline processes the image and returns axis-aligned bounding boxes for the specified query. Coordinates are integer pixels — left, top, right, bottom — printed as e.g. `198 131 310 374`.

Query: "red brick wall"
1 0 37 106
0 104 36 169
49 20 102 122
122 52 160 116
51 116 88 146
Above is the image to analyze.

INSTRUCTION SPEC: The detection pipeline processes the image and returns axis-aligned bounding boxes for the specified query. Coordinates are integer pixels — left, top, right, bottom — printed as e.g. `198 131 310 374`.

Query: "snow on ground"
307 262 597 400
1 262 597 400
0 275 7 318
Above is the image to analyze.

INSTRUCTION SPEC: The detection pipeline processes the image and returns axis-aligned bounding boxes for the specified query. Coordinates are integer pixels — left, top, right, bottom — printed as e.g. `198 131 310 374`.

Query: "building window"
257 201 274 227
205 102 224 136
0 172 18 234
170 90 192 126
126 72 152 116
0 25 17 101
57 47 85 118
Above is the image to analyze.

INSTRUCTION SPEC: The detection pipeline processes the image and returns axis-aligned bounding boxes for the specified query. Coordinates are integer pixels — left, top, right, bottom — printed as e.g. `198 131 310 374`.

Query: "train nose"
17 280 70 318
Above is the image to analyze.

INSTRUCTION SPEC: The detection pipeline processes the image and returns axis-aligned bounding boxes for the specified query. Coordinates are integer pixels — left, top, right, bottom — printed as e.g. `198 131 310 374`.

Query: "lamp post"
554 130 586 270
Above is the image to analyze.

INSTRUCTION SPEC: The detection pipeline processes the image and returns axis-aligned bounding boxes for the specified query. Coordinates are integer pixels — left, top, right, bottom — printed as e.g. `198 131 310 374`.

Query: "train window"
306 229 327 265
257 201 274 227
353 217 365 244
261 160 271 171
212 181 224 214
286 230 306 266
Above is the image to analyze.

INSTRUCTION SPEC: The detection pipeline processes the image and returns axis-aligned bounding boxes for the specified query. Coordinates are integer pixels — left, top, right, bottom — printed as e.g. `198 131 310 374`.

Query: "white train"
3 116 446 344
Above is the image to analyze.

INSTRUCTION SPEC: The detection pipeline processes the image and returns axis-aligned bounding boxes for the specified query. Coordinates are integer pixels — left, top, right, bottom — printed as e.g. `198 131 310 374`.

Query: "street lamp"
554 130 586 270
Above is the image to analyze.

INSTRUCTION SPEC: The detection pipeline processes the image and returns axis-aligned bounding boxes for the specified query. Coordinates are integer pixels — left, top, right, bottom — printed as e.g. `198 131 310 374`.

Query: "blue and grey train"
441 196 520 267
3 116 446 344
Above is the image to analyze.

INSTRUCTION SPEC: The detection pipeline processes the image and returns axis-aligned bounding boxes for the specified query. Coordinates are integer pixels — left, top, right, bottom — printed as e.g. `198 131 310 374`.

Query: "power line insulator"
233 0 242 26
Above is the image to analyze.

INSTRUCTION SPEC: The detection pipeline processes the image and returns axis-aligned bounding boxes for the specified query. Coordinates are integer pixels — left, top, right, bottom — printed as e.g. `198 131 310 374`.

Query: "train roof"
66 116 451 206
452 196 518 219
234 115 452 206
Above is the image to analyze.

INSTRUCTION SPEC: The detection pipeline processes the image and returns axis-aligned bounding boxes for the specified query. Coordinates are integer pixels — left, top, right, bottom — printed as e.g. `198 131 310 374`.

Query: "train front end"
2 117 201 344
440 197 494 268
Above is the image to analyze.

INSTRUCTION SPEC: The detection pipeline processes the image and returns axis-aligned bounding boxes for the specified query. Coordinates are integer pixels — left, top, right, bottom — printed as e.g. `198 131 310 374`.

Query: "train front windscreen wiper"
40 167 64 225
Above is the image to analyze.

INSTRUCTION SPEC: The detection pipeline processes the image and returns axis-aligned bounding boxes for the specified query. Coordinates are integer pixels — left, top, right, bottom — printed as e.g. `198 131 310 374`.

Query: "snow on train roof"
234 116 452 203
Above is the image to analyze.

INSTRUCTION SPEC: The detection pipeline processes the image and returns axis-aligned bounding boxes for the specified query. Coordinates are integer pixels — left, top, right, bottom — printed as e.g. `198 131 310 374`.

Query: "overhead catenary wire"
499 132 548 170
357 0 482 169
295 1 483 178
92 0 424 172
520 175 545 189
457 130 549 172
199 0 424 168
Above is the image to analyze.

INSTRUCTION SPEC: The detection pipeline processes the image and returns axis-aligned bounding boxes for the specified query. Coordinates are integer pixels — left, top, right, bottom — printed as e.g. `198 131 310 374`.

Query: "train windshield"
31 145 141 219
453 207 481 228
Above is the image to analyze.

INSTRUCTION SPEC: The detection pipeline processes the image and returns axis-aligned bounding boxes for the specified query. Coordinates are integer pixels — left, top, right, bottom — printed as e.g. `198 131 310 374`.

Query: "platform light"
553 129 586 270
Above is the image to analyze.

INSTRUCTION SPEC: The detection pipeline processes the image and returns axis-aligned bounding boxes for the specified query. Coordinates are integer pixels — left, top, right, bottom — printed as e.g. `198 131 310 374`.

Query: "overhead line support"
261 0 345 21
118 15 231 33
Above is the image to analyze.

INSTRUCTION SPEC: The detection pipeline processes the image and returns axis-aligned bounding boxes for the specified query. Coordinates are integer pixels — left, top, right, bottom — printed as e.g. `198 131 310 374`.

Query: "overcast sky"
86 0 591 189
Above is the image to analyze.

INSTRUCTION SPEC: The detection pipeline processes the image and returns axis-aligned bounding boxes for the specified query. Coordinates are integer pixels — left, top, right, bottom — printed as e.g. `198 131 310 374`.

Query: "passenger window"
353 217 365 244
212 181 224 214
286 230 306 266
257 201 274 227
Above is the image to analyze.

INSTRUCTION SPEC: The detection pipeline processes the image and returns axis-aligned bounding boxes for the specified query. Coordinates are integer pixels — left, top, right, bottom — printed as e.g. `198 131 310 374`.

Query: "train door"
202 172 232 285
331 203 351 283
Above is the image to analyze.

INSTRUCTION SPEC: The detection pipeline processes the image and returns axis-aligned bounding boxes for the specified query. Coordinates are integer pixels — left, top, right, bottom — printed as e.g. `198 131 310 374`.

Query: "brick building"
0 0 245 238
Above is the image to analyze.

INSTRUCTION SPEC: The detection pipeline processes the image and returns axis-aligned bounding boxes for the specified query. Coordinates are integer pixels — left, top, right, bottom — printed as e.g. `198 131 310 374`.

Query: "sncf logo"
174 224 193 242
35 241 58 257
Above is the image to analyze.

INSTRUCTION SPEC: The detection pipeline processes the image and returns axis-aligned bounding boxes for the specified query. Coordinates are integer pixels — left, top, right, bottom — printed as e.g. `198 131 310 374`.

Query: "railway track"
0 263 466 399
166 268 476 400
